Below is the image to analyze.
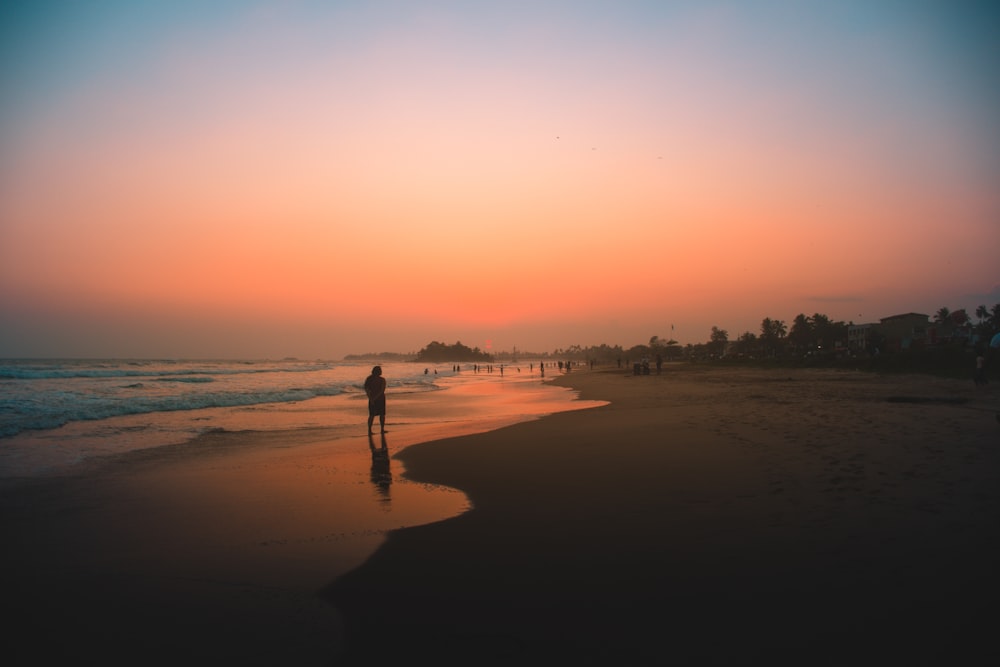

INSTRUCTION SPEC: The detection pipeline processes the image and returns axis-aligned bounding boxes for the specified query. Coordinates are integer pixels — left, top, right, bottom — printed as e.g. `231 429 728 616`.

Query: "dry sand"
326 364 1000 666
4 364 998 665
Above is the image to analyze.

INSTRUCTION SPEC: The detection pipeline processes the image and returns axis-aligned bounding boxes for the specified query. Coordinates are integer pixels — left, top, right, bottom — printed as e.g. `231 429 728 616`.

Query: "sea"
0 357 578 479
1 357 605 661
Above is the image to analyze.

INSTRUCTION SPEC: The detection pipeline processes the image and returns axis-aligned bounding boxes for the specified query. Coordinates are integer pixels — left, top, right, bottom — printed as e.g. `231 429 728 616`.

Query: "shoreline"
0 361 564 479
2 371 599 665
326 365 999 665
4 364 997 665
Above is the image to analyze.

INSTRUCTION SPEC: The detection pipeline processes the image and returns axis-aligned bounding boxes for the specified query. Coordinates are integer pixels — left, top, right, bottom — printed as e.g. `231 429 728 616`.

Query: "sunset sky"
2 1 998 359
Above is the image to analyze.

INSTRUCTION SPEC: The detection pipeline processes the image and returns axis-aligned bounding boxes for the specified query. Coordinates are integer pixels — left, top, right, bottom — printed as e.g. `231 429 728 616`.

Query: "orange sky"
2 2 998 358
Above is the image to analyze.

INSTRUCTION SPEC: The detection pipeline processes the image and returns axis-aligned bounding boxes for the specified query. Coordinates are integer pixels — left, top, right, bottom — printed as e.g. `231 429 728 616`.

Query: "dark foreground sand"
4 365 999 665
326 365 1000 666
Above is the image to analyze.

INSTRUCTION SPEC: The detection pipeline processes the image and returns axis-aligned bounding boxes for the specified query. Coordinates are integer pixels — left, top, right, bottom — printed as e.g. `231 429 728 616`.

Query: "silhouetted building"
848 323 878 352
878 313 929 352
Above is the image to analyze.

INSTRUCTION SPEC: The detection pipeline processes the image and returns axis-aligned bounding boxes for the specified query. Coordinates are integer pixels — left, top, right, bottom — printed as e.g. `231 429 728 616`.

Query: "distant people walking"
364 366 387 434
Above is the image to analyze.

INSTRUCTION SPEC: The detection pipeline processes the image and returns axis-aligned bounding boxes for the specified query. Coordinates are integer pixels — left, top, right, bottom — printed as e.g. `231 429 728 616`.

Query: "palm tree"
974 303 1000 339
732 331 757 357
934 307 951 325
759 318 787 357
710 326 729 357
788 314 812 352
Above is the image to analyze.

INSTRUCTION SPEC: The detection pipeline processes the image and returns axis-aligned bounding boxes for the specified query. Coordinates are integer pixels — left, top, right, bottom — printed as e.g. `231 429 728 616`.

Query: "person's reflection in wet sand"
368 432 392 504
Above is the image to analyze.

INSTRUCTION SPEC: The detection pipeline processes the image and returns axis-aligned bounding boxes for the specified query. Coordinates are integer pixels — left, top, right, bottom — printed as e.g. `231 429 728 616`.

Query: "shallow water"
2 364 606 591
0 360 574 478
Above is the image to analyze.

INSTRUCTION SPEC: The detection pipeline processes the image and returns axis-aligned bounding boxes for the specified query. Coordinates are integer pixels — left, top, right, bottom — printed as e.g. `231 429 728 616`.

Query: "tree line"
535 303 1000 364
346 304 1000 366
415 340 493 362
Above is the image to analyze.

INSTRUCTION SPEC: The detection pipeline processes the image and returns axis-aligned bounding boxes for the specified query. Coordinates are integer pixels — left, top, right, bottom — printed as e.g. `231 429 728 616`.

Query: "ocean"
1 358 604 660
0 357 573 479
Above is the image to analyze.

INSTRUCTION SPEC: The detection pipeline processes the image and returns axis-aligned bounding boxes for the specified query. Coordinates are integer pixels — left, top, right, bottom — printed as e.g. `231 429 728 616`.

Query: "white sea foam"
0 359 441 438
0 358 550 478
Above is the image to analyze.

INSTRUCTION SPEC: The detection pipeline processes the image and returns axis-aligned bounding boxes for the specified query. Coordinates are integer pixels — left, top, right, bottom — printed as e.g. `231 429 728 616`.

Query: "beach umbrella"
991 332 1000 349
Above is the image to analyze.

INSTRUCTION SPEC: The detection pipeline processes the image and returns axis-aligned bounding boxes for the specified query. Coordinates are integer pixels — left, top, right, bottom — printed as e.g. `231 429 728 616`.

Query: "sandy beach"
1 369 597 665
4 364 998 665
327 365 999 665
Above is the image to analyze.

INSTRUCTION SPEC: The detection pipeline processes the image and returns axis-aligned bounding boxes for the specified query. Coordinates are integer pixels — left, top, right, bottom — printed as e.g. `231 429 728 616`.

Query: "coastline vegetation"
343 304 1000 380
415 341 492 363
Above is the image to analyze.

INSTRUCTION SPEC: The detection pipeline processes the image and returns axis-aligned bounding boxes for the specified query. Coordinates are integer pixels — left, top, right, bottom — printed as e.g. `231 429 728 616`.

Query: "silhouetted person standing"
974 348 988 386
364 366 387 434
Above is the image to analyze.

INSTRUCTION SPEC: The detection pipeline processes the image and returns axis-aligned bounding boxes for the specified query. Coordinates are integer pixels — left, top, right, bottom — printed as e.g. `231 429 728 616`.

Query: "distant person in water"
364 366 387 434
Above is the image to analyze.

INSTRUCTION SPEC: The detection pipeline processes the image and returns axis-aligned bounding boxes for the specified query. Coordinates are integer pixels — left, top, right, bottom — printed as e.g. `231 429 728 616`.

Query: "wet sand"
4 364 998 665
1 372 598 666
326 364 1000 666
